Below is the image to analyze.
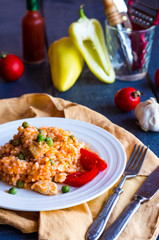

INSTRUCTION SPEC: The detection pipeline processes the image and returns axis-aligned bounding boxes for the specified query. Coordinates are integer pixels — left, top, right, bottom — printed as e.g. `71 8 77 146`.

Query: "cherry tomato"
114 87 141 112
80 148 107 171
154 69 159 88
64 167 98 187
0 53 24 81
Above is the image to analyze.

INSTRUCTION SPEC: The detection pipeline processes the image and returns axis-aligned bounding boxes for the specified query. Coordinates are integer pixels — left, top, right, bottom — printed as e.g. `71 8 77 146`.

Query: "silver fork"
86 144 148 240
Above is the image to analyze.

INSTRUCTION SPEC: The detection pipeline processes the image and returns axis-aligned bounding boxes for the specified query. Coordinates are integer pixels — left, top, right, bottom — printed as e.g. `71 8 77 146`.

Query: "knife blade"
100 166 159 240
135 166 159 199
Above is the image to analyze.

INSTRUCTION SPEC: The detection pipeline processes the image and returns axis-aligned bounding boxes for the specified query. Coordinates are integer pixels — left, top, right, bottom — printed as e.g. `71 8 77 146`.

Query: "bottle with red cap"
22 0 45 63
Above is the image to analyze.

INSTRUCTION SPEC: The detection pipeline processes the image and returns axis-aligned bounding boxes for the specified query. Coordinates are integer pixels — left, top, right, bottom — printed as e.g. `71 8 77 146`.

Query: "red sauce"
22 10 45 63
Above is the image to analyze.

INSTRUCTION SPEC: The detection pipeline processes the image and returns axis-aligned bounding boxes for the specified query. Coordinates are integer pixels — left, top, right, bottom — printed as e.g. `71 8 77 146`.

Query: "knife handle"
103 0 123 26
86 186 123 240
100 196 145 240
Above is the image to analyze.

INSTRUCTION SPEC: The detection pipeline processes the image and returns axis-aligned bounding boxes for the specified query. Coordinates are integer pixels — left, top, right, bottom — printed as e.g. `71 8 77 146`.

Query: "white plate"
0 117 126 211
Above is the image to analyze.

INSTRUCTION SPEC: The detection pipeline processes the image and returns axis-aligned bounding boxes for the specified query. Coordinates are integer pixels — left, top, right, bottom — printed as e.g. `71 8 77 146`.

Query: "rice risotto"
0 122 88 195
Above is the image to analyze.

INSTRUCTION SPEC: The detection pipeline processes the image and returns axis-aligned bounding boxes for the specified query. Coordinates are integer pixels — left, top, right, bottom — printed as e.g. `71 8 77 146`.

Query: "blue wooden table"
0 0 159 239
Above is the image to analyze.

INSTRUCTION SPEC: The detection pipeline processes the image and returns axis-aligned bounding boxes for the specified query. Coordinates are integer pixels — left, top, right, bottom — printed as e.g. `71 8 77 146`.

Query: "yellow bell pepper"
68 5 115 84
48 37 84 92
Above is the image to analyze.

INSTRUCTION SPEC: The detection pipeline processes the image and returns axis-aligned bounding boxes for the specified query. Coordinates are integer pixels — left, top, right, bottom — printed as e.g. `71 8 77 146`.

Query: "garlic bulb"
134 97 159 132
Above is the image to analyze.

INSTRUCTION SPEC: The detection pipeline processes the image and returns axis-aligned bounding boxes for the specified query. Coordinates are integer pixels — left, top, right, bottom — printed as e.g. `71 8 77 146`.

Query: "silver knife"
100 166 159 240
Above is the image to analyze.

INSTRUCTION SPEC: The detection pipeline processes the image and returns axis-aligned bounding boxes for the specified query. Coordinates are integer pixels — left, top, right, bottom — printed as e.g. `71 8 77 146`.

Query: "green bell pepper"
68 5 115 84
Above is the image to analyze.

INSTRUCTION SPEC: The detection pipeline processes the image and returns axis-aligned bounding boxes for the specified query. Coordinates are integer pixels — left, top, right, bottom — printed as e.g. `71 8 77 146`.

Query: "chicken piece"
31 180 58 195
29 141 50 158
54 173 67 183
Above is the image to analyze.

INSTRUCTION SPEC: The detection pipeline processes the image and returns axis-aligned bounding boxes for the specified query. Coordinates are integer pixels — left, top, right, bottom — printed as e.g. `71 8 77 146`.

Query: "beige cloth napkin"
0 93 158 240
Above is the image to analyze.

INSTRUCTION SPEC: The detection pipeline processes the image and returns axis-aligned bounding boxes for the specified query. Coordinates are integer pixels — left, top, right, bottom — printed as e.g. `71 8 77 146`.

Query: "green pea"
38 129 44 134
37 133 45 142
22 121 29 128
17 153 25 160
69 135 74 140
61 185 70 193
45 137 53 147
50 159 55 165
12 139 20 146
9 187 17 195
16 180 23 188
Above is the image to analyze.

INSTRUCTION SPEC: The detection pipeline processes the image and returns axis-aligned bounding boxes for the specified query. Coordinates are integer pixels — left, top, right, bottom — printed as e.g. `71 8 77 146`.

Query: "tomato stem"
1 51 7 59
132 90 142 98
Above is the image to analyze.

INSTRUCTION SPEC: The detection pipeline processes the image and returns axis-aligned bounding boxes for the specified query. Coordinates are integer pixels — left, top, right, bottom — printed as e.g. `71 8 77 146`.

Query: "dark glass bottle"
22 0 45 63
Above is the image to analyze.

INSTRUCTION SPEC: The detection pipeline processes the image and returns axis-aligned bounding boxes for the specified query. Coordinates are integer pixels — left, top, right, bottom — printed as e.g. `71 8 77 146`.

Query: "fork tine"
126 144 137 169
127 144 141 169
133 145 145 170
134 146 149 172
